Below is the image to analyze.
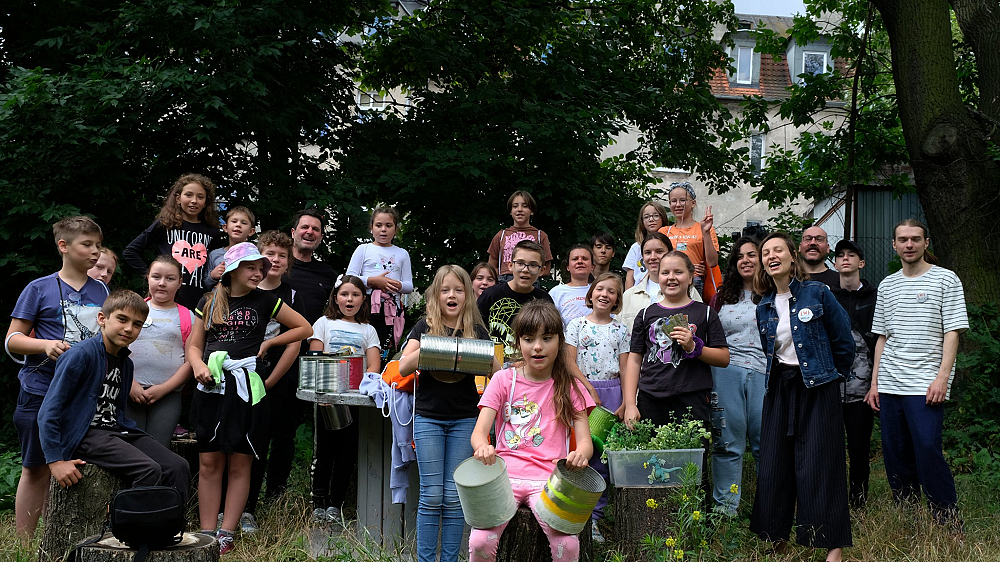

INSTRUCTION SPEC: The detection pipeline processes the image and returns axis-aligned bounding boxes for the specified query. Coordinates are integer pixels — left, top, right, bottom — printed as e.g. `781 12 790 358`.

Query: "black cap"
834 240 864 260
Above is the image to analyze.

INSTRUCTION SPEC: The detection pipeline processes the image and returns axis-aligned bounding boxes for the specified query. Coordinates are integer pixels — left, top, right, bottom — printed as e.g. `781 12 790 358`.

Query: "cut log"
495 507 593 562
77 532 218 562
39 464 124 562
611 487 679 560
169 437 200 479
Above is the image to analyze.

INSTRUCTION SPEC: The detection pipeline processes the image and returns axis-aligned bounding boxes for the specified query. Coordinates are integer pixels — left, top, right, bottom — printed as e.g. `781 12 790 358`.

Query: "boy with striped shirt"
865 219 968 527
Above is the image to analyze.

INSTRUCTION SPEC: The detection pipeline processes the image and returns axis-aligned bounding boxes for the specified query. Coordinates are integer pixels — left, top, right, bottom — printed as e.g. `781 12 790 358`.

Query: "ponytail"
204 283 231 329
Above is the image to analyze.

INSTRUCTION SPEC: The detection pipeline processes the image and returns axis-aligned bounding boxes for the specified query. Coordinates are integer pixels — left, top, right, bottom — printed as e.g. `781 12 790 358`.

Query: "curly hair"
157 173 219 229
716 236 762 307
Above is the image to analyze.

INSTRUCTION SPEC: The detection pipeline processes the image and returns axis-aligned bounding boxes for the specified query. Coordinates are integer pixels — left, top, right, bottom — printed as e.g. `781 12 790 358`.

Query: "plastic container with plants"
602 416 709 487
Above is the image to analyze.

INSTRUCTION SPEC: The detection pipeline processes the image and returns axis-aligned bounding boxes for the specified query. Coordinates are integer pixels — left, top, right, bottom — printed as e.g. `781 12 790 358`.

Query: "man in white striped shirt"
865 219 968 527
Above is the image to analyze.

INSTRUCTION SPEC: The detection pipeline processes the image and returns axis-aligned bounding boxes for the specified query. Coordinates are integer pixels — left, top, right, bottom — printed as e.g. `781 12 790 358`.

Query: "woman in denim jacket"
749 233 854 562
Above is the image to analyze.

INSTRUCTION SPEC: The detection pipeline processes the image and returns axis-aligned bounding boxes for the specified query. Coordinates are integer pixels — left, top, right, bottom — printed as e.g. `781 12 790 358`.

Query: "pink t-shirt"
478 367 594 481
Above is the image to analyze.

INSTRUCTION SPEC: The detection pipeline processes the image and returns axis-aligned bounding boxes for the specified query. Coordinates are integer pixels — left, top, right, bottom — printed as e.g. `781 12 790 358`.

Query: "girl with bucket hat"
187 242 311 554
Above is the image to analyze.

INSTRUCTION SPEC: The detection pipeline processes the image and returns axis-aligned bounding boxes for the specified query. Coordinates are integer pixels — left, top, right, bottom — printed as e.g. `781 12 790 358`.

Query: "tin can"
298 356 318 391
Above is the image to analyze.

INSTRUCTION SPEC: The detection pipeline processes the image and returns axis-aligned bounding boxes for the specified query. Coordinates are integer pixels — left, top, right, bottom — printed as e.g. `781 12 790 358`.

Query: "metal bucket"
419 335 495 382
315 357 350 393
537 460 606 534
318 404 353 430
454 456 517 529
298 355 319 391
588 406 618 455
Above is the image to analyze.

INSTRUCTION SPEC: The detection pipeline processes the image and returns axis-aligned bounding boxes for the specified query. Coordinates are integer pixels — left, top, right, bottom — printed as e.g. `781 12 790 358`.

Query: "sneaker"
173 424 190 439
217 531 235 555
239 512 259 534
326 506 343 526
591 522 606 544
312 507 330 524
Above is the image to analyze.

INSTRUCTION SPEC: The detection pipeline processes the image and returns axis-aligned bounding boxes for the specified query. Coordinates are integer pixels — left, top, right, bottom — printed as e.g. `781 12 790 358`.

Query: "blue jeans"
711 364 766 514
878 394 958 522
414 414 477 562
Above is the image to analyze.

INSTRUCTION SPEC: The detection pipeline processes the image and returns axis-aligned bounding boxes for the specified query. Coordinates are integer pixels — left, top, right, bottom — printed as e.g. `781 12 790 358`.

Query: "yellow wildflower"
682 494 689 502
646 498 658 509
730 483 739 494
675 549 685 559
700 540 708 548
665 537 676 547
644 462 649 468
692 510 702 521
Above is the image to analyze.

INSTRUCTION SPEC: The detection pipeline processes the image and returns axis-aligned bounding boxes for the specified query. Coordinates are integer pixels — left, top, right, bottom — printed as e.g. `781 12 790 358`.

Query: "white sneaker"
591 522 606 543
239 512 259 533
326 506 343 526
312 507 330 524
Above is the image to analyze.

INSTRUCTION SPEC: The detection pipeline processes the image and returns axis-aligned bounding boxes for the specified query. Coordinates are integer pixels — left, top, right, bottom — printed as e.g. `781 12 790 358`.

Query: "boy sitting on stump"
38 290 190 502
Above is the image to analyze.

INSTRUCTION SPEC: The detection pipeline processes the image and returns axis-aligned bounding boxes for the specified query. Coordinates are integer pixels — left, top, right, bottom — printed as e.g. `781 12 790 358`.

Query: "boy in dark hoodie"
832 240 878 509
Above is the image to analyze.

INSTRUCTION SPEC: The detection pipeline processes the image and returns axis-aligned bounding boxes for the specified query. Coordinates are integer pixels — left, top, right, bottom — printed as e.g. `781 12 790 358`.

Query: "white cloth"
548 284 592 328
359 372 416 504
623 242 648 284
774 292 799 366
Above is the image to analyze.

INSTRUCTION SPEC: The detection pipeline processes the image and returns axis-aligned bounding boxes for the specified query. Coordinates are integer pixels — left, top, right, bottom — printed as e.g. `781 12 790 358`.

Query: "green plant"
601 415 710 462
0 451 20 512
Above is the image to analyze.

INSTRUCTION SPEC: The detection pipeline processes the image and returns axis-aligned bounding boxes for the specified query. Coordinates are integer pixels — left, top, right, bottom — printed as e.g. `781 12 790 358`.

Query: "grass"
1 458 998 561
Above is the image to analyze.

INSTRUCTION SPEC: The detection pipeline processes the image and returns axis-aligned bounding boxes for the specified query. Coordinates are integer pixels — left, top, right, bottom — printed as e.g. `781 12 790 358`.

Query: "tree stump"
39 464 124 562
77 532 218 562
169 437 200 480
611 487 679 560
495 507 593 562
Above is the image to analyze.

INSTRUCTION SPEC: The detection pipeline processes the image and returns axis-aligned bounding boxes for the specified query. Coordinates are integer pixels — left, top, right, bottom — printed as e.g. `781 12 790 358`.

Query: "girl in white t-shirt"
346 206 413 358
548 245 596 328
623 200 669 289
307 275 381 523
128 255 194 446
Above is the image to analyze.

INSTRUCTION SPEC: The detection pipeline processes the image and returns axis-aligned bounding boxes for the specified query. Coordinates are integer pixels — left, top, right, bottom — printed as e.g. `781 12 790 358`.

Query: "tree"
338 0 749 282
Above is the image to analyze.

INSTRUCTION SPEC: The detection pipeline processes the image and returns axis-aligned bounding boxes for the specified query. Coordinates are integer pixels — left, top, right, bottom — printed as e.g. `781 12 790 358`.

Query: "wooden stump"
39 464 124 562
77 532 218 562
169 437 200 479
611 487 679 560
495 507 593 562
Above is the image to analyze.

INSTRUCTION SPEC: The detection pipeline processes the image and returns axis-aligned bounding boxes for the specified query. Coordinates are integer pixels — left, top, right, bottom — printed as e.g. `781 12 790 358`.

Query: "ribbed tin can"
537 460 606 534
419 335 495 378
315 357 349 393
454 456 517 529
298 356 318 391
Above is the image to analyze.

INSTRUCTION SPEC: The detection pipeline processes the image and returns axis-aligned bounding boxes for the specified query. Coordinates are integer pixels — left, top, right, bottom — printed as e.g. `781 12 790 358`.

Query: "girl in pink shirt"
470 300 595 562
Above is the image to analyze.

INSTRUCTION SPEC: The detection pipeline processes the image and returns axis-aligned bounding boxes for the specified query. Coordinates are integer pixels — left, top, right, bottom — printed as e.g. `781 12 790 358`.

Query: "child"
307 275 381 523
621 252 729 491
398 265 496 562
37 290 190 512
469 300 595 562
487 191 554 281
205 206 257 290
658 182 719 299
128 256 194 446
242 231 304 532
188 242 311 554
549 245 596 328
591 233 616 277
564 272 629 539
123 173 224 310
346 206 413 357
88 246 119 286
623 201 669 289
5 216 110 544
477 240 553 365
470 262 498 299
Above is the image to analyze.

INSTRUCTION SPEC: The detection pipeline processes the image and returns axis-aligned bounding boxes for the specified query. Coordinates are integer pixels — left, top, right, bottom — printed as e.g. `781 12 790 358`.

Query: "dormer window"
736 46 754 84
803 51 829 76
737 20 753 31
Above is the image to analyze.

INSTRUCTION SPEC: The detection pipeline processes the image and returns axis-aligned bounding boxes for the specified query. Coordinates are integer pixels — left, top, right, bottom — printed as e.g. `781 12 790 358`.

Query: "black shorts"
13 389 46 467
191 388 269 458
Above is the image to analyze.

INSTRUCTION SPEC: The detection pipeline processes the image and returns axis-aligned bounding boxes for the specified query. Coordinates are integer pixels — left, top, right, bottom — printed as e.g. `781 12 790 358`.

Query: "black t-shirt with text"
196 290 283 369
91 352 124 429
409 318 491 420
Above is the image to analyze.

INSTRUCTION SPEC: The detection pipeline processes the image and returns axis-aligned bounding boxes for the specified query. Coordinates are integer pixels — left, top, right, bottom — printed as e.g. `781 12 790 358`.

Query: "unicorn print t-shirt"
346 243 414 296
123 220 223 310
478 367 594 481
11 273 109 395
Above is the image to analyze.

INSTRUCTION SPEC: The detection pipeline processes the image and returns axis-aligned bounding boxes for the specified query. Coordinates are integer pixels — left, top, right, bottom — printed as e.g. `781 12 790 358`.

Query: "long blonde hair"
424 265 486 337
203 282 231 329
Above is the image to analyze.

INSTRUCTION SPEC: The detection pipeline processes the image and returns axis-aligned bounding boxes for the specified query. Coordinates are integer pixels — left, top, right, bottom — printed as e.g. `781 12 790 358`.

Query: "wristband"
682 336 704 359
5 332 26 365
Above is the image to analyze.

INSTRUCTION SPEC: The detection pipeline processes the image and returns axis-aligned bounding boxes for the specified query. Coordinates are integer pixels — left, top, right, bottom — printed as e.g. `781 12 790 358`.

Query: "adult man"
831 240 877 509
799 226 839 288
865 219 968 526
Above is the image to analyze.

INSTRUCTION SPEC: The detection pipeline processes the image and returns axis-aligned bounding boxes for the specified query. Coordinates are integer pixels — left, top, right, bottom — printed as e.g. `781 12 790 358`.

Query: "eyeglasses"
669 198 689 205
802 235 827 243
512 261 542 273
642 214 660 221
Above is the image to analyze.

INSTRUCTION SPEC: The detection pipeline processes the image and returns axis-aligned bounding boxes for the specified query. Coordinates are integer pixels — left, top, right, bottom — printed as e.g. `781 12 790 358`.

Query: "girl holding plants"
750 233 854 562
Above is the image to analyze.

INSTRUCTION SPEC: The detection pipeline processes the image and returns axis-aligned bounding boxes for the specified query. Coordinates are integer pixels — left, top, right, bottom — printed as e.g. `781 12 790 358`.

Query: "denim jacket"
756 278 855 388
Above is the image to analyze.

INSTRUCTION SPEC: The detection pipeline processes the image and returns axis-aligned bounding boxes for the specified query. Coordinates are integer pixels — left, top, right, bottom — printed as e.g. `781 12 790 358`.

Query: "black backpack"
70 486 185 562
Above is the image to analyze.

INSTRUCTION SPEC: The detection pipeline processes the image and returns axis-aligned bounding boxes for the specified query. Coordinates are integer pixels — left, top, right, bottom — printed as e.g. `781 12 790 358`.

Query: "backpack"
110 486 185 560
142 298 192 345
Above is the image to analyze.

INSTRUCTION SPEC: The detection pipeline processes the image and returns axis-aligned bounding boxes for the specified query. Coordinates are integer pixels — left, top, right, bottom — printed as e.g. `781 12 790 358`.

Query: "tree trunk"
39 465 124 562
494 507 593 562
872 0 1000 303
611 487 679 560
77 532 218 562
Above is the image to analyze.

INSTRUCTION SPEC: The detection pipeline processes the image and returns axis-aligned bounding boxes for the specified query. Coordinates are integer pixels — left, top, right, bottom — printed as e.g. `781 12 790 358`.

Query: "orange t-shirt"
658 223 719 267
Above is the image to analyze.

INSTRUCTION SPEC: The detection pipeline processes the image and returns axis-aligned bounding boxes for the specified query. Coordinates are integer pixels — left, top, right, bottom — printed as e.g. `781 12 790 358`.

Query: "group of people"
4 175 967 562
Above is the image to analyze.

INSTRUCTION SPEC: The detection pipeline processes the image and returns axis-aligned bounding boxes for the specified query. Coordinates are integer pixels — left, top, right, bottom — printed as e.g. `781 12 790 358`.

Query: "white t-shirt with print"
565 317 629 381
308 317 381 372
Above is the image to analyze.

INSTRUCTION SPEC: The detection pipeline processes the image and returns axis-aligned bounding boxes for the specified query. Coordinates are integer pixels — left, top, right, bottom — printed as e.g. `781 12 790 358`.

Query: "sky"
732 0 808 16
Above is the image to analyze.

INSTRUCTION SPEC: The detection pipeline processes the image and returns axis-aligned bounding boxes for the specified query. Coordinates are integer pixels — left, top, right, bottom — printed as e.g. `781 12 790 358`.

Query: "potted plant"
601 417 709 487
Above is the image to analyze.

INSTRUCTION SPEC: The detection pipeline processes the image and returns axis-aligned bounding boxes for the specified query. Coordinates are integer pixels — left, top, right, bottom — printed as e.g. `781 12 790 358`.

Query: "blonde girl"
399 265 496 562
623 201 670 289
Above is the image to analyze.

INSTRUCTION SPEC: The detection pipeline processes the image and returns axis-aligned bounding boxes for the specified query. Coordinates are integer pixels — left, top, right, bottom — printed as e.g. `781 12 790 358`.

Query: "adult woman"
750 233 854 562
623 201 670 289
658 182 719 298
708 237 765 515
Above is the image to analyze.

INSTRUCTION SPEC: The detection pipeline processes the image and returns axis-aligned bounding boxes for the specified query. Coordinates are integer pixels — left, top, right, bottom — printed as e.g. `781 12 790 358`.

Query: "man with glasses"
799 226 840 288
478 240 553 366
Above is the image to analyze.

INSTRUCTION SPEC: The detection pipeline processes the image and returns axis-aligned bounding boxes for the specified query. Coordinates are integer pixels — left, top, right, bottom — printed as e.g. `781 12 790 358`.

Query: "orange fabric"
381 360 415 393
702 264 724 303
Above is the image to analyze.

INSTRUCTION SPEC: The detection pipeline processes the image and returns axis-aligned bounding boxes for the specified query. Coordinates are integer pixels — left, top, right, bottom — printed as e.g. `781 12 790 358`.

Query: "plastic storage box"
607 448 704 487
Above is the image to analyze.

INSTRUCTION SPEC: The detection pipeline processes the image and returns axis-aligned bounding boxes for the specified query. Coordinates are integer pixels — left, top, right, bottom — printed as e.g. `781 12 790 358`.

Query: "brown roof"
709 53 793 100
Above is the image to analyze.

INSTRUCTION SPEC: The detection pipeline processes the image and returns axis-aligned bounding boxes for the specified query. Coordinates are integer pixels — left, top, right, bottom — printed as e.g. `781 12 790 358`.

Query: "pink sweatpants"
468 479 580 562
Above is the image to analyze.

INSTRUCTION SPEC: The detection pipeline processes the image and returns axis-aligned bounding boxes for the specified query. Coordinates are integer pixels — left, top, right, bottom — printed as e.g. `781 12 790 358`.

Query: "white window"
357 90 388 111
803 51 829 76
750 133 765 176
736 46 753 84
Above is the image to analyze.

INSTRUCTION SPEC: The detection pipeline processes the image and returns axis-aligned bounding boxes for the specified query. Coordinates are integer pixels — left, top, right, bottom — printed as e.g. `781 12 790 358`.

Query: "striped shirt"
872 266 968 397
